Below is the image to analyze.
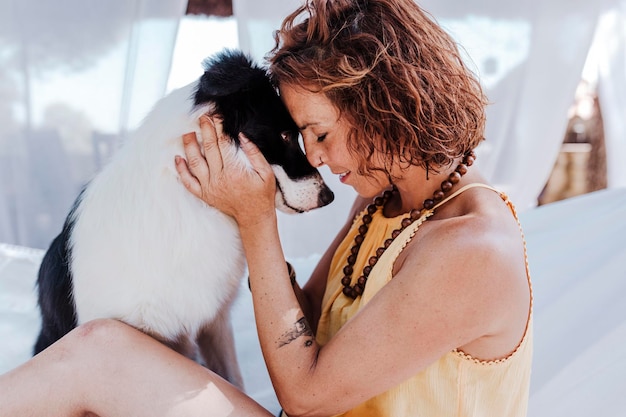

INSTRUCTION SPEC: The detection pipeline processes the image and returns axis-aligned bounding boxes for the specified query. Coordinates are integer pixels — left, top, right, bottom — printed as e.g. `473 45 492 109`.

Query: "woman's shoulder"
383 190 529 358
405 187 529 334
421 182 514 233
395 184 526 299
408 213 518 278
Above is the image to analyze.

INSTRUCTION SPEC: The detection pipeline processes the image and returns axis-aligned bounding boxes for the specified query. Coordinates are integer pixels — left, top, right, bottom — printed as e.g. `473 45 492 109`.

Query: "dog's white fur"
70 84 240 337
67 81 326 387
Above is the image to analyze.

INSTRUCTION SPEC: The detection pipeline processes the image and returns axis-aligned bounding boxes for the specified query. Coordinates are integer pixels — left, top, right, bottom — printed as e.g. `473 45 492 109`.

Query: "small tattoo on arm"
277 317 314 348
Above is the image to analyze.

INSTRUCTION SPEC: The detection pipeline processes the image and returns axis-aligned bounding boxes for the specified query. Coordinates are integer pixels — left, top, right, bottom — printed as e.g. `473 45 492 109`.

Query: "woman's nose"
304 142 324 168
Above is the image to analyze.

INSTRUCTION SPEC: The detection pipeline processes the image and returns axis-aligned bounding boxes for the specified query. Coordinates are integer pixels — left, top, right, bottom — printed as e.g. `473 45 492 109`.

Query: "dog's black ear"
195 49 269 103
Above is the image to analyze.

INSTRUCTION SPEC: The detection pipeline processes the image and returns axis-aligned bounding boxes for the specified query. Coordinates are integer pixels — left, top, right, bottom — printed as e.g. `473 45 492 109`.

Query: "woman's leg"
0 319 274 417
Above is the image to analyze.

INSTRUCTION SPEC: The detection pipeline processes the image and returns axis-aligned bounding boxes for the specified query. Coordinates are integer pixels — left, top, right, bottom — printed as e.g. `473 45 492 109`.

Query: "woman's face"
279 84 388 198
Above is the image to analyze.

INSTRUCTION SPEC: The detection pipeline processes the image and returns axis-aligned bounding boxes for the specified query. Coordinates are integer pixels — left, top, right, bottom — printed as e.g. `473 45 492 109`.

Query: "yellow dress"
316 183 533 417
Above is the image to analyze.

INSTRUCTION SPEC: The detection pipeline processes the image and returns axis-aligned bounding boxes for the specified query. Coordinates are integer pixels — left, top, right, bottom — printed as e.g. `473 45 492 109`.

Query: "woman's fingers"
176 116 277 223
176 133 204 199
239 133 272 179
177 115 230 204
200 115 226 172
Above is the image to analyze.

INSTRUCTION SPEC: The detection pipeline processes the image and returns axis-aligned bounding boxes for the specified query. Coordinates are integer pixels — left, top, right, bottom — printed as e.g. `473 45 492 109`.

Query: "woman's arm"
176 117 328 414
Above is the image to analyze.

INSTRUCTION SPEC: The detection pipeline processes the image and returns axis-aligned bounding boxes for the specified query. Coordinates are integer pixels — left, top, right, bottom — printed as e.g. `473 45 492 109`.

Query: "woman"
0 0 532 416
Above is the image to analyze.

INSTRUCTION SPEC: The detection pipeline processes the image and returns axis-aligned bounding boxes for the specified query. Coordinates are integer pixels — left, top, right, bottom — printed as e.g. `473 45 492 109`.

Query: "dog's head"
193 50 334 214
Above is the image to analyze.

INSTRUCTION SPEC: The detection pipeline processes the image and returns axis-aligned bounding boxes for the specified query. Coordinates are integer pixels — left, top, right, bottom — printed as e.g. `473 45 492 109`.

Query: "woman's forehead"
280 84 339 130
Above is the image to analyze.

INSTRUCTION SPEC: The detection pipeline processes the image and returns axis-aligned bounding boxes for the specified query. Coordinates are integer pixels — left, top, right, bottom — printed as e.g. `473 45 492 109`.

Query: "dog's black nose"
318 186 335 207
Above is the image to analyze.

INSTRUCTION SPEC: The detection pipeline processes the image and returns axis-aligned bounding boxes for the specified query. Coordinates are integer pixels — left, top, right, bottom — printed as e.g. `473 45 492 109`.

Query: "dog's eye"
280 131 292 143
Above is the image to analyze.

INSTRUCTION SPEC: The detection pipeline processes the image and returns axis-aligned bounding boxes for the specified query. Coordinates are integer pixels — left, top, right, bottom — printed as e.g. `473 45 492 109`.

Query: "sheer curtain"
592 2 626 188
0 0 187 249
233 0 625 259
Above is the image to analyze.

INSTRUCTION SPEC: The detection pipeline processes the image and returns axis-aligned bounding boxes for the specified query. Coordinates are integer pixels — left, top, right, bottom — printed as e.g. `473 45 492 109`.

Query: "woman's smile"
338 171 350 183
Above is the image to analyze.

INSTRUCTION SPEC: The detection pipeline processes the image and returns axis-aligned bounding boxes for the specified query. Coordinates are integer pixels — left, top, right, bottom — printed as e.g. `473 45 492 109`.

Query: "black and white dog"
34 49 334 388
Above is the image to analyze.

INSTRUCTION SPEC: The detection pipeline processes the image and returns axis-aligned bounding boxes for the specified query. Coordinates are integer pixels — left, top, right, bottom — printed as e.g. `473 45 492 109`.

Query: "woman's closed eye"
317 134 327 142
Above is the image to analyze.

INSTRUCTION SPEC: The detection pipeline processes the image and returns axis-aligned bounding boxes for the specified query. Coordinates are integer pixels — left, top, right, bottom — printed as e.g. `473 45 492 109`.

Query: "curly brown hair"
267 0 488 176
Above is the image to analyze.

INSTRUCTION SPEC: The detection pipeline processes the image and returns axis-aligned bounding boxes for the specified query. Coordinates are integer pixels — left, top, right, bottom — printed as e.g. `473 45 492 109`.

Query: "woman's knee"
69 318 137 351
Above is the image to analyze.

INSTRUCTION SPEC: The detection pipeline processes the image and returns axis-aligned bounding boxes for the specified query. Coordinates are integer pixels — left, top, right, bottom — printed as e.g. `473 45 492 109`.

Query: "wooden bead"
358 224 368 235
376 247 385 257
441 180 453 192
363 266 372 277
354 284 364 295
343 265 353 275
449 171 461 184
362 214 372 224
456 164 467 175
341 276 351 286
401 218 412 228
433 190 445 201
357 276 367 286
368 256 378 267
423 199 435 210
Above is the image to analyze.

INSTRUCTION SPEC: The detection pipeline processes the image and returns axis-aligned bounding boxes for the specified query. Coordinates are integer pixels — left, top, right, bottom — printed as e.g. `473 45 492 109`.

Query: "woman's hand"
175 115 277 228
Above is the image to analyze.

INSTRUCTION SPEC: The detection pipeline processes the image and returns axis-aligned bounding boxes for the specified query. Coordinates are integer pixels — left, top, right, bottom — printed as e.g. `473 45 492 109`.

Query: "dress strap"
432 183 501 210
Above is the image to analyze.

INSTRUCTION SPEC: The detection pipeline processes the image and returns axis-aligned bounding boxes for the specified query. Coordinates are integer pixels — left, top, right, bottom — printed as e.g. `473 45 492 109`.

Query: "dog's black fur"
35 212 78 353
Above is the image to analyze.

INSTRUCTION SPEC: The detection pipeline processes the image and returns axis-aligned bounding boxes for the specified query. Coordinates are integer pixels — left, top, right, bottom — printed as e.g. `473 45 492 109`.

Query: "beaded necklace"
340 151 475 299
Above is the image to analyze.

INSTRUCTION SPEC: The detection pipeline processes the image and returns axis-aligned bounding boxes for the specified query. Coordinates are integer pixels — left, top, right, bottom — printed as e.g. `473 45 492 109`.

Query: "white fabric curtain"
523 187 626 417
592 2 626 188
0 0 187 249
233 0 626 259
